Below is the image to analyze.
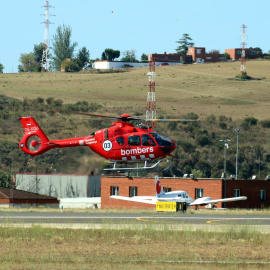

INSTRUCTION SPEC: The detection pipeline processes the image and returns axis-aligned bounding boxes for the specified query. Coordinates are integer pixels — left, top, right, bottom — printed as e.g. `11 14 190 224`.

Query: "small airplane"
18 114 195 171
110 175 247 209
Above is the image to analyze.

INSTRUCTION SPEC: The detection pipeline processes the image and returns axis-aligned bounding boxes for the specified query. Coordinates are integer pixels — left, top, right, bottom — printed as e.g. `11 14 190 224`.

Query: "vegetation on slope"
0 61 270 183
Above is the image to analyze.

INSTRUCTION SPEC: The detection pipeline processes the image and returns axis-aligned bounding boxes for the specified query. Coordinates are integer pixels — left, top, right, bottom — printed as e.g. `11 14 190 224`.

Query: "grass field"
1 60 270 120
0 215 270 270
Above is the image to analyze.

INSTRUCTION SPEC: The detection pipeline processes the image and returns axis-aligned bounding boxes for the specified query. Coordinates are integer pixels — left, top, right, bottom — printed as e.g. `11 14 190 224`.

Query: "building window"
234 189 240 197
260 190 267 201
128 135 140 146
237 50 242 54
250 51 257 55
111 186 119 196
129 186 138 197
163 187 171 192
196 49 201 54
195 188 203 198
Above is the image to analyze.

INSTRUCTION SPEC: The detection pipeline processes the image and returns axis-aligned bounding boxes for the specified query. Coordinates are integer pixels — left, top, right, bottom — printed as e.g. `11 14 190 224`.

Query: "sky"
1 0 269 73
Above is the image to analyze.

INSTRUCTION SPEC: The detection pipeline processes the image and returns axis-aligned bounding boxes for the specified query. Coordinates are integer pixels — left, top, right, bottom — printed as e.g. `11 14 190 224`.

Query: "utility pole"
146 57 156 127
41 1 54 71
235 128 241 179
220 139 230 208
240 24 247 75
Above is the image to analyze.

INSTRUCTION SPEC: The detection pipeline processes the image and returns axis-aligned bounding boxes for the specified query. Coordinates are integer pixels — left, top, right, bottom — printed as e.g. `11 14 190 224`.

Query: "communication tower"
240 24 247 75
146 58 156 127
41 1 54 71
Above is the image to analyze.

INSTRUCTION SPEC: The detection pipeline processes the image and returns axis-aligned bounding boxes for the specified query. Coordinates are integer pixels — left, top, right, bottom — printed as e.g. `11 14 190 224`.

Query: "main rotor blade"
70 112 121 119
146 118 198 122
66 112 197 122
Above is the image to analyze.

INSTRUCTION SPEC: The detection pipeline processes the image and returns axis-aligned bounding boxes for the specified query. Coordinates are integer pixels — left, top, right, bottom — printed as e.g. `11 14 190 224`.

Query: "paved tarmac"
0 211 270 232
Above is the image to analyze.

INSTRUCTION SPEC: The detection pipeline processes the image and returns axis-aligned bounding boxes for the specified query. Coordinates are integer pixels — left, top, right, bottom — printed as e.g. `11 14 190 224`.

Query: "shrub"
206 114 216 123
177 141 196 153
219 115 228 122
219 122 227 129
260 119 270 128
184 112 199 120
243 117 258 126
167 122 177 130
196 134 211 146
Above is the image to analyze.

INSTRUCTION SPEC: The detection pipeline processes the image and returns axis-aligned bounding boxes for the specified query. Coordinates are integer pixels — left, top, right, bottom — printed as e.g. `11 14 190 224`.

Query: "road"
1 211 270 232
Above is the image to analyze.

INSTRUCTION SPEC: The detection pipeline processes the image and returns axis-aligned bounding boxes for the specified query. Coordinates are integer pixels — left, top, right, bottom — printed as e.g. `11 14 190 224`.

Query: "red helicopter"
18 113 194 171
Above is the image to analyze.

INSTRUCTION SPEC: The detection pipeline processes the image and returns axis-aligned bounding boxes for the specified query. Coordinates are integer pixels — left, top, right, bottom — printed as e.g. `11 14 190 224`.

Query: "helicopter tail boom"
19 117 53 156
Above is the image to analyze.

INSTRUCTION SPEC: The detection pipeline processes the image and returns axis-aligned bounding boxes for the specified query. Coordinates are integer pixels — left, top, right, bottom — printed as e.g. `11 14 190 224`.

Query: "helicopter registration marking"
103 140 112 151
24 126 39 132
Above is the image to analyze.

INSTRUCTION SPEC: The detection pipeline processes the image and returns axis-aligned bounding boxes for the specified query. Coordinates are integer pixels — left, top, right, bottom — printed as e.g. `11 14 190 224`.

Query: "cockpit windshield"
150 132 174 147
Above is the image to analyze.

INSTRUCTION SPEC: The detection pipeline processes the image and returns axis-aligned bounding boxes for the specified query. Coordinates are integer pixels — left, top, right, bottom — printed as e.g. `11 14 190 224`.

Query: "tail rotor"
26 135 42 152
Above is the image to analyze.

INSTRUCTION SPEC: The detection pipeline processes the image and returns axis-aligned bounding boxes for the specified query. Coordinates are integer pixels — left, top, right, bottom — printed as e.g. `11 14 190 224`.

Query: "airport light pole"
235 128 241 180
220 139 230 208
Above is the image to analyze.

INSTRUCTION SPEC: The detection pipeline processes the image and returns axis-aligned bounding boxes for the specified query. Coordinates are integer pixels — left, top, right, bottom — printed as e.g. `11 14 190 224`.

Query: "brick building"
149 53 192 64
188 47 227 63
101 176 269 209
225 48 261 60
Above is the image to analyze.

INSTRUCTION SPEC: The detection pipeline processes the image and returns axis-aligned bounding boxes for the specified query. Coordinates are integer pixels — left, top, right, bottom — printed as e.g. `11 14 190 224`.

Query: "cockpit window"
116 137 124 145
150 132 173 147
142 134 156 146
128 135 140 146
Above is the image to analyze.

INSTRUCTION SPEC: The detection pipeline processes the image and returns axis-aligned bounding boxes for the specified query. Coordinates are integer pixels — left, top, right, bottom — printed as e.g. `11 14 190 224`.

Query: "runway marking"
207 217 270 225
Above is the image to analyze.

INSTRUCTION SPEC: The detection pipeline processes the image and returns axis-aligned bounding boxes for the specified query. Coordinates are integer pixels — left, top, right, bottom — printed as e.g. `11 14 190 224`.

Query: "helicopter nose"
161 143 176 155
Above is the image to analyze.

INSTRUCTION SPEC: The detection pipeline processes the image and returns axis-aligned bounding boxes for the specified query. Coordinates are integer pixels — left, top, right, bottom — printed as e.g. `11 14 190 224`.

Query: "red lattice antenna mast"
146 58 156 127
41 1 54 71
240 24 247 75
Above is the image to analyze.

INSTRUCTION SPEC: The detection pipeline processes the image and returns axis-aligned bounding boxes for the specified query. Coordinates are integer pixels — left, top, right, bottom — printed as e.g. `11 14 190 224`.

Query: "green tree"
175 33 194 55
141 53 148 61
34 43 45 63
121 50 138 62
224 52 230 60
51 24 78 71
249 47 263 56
0 62 4 73
101 48 120 61
61 59 80 72
77 46 90 69
208 49 220 54
18 53 40 72
0 171 11 187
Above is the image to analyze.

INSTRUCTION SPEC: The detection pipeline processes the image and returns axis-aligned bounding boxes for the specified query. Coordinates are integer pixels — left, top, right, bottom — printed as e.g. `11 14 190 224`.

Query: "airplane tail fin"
19 117 53 156
155 175 164 197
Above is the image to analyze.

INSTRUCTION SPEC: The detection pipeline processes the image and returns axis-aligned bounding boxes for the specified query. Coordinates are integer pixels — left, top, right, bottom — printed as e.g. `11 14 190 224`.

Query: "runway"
1 211 270 232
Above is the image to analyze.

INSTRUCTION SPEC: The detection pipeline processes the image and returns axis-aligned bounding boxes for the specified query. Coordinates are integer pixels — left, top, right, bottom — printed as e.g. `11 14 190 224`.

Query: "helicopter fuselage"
19 117 176 163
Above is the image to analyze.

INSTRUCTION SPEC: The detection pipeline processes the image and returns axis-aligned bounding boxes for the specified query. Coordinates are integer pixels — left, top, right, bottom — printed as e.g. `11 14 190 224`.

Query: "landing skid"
103 160 161 171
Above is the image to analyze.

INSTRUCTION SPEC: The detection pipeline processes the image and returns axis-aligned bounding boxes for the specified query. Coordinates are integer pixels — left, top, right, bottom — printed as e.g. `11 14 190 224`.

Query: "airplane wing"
189 196 247 206
110 195 157 205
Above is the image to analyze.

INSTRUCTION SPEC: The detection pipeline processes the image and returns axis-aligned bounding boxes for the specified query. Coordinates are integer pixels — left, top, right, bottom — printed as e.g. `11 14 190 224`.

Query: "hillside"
0 60 270 180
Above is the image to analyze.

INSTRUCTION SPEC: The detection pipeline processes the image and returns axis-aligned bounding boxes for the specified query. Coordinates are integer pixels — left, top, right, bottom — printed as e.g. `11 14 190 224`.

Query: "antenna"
146 57 156 127
240 24 247 75
41 1 54 71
